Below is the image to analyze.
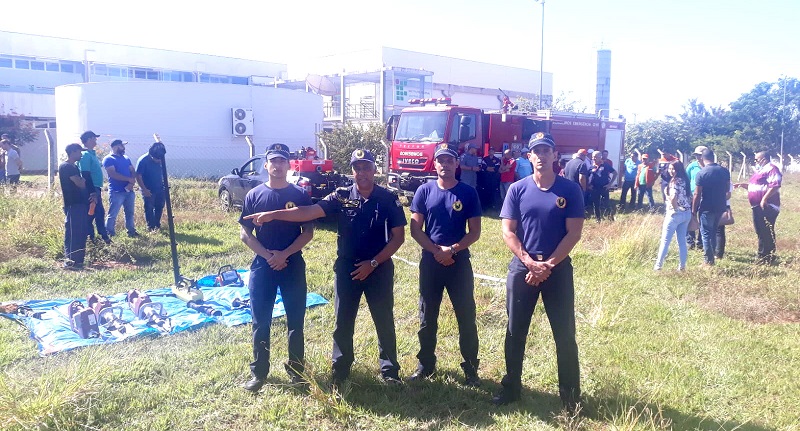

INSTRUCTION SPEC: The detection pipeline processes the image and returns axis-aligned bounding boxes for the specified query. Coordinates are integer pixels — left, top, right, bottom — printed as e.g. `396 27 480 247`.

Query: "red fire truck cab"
386 98 625 196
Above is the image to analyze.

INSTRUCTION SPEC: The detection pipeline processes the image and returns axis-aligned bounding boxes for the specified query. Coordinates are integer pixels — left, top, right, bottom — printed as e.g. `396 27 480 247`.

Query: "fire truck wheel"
219 188 232 212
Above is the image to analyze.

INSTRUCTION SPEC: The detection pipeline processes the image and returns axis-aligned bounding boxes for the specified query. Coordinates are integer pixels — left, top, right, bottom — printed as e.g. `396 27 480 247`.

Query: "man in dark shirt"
563 150 589 193
588 151 617 222
408 143 482 386
59 143 96 270
136 142 166 232
493 133 585 413
244 149 406 388
692 149 731 265
477 152 501 210
239 143 314 392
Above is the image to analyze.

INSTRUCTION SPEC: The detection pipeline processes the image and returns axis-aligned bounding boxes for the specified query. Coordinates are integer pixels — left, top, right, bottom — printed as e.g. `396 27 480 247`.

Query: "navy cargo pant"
64 203 89 267
501 257 580 404
332 259 400 380
248 254 307 379
415 251 479 376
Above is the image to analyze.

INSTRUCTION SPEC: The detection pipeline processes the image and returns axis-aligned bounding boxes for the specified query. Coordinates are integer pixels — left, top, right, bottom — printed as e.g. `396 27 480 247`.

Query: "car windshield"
241 158 265 175
394 111 449 143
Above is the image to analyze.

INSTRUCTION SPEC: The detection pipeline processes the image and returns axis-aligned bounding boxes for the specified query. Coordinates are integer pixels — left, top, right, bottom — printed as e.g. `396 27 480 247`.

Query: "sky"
2 0 798 121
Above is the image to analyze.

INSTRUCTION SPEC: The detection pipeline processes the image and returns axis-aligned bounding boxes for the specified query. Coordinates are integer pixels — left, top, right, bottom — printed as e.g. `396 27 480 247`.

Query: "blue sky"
2 0 797 120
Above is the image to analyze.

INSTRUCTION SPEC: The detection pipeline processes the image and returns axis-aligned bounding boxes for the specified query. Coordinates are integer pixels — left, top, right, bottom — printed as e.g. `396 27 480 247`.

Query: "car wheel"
219 188 232 212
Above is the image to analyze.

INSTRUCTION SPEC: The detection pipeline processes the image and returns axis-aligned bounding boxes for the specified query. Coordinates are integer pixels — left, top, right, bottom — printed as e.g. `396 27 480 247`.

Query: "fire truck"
385 97 626 196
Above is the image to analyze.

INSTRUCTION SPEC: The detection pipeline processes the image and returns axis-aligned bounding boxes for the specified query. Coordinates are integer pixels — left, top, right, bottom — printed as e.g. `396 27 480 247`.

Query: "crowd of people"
57 131 167 270
51 129 784 413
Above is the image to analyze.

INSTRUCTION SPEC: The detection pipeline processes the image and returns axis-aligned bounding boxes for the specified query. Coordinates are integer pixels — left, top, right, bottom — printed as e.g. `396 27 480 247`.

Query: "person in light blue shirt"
685 145 707 250
515 149 533 180
619 151 640 211
78 131 111 244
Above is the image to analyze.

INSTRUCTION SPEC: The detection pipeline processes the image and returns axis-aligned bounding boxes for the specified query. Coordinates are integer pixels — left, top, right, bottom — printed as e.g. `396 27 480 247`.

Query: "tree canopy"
625 77 800 160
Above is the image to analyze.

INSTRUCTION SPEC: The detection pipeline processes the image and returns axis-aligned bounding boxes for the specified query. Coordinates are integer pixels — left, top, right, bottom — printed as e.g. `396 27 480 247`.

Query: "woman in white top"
654 160 692 271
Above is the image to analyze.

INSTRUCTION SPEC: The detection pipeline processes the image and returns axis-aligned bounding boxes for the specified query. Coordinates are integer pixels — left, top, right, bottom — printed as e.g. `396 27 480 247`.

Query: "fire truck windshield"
394 112 448 142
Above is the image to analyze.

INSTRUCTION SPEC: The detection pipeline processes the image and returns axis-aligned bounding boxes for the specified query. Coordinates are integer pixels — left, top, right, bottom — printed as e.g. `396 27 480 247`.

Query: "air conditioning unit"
231 108 253 136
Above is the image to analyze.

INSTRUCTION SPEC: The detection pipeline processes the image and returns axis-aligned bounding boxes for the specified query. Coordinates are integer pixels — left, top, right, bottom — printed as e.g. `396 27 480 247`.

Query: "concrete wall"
55 81 322 178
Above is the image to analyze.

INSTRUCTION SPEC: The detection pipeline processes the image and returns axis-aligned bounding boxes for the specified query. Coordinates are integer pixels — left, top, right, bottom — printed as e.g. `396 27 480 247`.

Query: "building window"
15 60 30 69
60 63 74 73
134 70 146 79
46 62 59 72
231 76 248 85
93 64 107 75
0 58 11 68
107 67 121 77
146 71 159 80
183 72 195 82
31 61 45 71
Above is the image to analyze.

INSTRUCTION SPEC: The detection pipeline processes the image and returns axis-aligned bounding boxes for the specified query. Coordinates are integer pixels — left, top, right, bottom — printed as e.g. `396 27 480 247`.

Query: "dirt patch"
694 291 800 324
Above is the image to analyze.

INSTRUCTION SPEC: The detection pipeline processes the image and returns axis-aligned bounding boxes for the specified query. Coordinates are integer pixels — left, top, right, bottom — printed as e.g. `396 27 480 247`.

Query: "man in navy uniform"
493 133 585 413
244 149 406 387
239 143 314 392
59 143 97 270
408 143 482 386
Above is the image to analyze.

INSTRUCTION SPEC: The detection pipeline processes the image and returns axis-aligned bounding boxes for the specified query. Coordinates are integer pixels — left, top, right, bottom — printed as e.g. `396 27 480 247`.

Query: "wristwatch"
370 259 379 268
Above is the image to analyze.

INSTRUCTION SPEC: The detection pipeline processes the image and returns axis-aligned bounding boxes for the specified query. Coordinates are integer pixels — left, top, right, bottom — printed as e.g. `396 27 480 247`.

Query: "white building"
1 31 550 174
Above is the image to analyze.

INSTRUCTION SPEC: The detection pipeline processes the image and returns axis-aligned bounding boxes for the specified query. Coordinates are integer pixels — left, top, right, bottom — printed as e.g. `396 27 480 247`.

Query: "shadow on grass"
173 232 223 245
337 369 776 430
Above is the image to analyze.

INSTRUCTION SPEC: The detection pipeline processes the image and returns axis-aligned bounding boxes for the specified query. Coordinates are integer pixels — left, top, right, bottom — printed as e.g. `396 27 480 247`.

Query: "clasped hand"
433 246 455 266
523 259 553 286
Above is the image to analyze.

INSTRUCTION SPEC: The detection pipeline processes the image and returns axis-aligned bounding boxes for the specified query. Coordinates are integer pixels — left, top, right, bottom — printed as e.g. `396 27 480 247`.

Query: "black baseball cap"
433 143 458 159
527 132 556 150
80 131 100 143
65 143 84 154
350 149 375 165
110 139 127 147
265 143 290 160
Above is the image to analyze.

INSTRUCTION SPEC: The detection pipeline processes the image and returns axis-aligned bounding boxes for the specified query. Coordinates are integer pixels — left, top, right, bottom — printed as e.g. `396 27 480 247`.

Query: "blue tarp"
0 270 328 356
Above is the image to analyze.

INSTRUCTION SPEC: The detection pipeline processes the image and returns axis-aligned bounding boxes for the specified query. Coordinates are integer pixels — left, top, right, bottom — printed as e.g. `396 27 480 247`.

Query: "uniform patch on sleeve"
556 197 566 209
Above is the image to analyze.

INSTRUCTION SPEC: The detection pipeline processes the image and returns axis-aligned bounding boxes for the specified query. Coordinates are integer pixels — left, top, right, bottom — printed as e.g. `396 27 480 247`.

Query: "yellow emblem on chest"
453 200 463 211
556 197 567 209
285 201 296 209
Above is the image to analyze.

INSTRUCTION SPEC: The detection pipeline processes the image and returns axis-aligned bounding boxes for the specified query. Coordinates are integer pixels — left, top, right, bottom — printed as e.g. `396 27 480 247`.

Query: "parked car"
217 155 349 211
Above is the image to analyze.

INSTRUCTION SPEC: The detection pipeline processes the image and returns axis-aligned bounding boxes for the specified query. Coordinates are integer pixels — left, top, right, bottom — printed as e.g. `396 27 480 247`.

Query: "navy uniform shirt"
500 176 584 271
589 163 615 189
563 157 588 186
59 162 88 206
317 185 407 264
135 154 164 194
410 181 481 255
239 183 313 251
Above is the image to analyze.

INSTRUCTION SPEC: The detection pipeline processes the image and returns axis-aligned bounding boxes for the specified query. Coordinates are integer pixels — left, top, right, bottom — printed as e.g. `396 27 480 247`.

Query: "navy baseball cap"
350 149 375 165
527 132 556 151
266 143 290 160
65 143 84 154
110 139 127 147
80 131 100 143
433 143 458 159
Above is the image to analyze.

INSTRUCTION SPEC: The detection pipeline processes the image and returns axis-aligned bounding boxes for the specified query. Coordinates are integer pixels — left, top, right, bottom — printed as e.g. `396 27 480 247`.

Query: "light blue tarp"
0 270 328 356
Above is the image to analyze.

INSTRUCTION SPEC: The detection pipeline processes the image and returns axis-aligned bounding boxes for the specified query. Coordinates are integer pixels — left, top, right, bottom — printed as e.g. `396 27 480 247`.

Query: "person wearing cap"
136 142 166 232
588 151 617 222
562 149 589 193
493 132 584 411
620 151 641 211
78 131 111 244
408 143 482 387
459 144 480 188
692 148 730 266
477 150 502 210
102 139 139 238
634 154 658 211
685 146 707 250
59 143 97 270
239 143 314 392
244 148 406 388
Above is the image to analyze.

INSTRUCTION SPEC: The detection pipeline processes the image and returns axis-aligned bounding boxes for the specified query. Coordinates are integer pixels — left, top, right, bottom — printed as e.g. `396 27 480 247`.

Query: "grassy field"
0 174 798 431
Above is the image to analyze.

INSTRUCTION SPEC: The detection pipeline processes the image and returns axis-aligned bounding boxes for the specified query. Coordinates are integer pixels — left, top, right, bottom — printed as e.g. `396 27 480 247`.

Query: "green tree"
727 77 800 155
319 122 387 173
624 117 691 156
0 114 38 147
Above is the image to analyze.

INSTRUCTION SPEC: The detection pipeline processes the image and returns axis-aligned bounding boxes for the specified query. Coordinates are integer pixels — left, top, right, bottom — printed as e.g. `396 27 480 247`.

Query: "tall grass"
0 175 798 430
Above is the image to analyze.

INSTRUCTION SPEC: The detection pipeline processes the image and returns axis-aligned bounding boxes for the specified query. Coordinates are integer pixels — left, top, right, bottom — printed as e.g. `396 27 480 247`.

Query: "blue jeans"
655 209 691 270
143 192 165 230
88 193 109 240
636 185 655 209
106 190 137 236
699 210 722 264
